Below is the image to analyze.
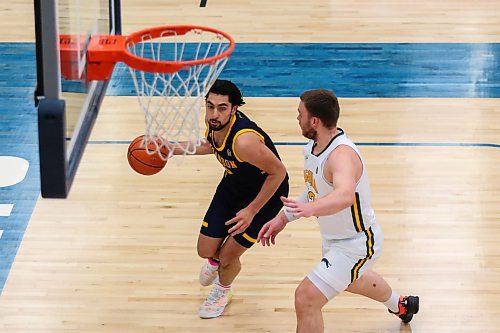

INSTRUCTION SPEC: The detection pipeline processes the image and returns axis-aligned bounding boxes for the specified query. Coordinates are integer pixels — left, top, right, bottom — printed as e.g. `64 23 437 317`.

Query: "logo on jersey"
226 149 232 157
215 152 237 169
321 258 331 268
304 169 318 193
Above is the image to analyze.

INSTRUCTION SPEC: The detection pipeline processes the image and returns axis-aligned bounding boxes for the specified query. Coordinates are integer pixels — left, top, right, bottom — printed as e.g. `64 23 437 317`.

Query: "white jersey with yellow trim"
303 129 377 240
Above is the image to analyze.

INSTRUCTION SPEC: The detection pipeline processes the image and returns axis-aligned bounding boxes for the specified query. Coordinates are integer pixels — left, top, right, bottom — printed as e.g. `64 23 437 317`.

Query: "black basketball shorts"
201 182 289 248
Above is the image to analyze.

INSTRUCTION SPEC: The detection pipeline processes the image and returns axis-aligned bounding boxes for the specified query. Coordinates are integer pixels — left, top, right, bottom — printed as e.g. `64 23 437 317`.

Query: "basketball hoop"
61 25 235 159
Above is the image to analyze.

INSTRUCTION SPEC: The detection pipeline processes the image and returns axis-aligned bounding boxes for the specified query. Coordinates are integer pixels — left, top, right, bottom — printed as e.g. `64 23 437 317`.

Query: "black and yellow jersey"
206 110 288 197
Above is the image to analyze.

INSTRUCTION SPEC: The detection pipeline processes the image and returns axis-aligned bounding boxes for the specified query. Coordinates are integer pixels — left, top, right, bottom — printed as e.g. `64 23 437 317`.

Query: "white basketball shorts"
307 223 384 300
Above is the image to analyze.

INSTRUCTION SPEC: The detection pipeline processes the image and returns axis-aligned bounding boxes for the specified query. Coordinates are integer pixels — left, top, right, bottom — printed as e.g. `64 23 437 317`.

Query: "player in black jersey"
171 79 289 318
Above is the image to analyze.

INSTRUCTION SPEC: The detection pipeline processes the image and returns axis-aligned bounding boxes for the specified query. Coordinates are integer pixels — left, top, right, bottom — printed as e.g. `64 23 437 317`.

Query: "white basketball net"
126 27 232 159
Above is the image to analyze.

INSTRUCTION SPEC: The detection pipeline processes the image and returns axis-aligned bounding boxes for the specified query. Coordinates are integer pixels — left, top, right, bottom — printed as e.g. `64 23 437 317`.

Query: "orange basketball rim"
60 25 235 80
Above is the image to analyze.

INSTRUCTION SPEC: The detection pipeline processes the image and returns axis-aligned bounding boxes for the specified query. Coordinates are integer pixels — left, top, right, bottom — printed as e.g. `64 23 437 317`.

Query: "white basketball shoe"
198 283 233 319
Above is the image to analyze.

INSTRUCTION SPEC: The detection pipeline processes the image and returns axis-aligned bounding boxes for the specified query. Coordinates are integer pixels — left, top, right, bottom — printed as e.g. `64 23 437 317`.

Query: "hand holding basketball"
127 135 168 175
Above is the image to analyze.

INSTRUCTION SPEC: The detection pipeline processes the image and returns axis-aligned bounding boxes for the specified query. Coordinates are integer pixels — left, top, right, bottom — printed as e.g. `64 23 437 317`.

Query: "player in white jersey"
258 89 419 333
303 130 376 240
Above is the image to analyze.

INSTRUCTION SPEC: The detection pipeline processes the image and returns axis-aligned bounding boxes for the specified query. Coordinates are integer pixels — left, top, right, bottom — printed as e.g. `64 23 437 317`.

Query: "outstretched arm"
257 190 308 246
170 138 213 156
258 145 362 246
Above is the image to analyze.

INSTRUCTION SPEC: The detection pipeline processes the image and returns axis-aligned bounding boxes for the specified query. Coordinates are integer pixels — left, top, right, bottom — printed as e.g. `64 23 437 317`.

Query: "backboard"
34 0 121 198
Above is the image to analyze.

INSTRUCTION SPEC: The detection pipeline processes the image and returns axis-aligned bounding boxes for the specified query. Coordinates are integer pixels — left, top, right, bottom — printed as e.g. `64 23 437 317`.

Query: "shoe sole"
402 296 419 323
408 296 419 314
199 311 224 319
199 279 217 287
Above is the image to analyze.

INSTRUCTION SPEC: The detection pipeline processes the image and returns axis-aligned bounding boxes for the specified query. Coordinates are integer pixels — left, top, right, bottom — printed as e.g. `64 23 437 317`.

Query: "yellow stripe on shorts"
242 233 256 243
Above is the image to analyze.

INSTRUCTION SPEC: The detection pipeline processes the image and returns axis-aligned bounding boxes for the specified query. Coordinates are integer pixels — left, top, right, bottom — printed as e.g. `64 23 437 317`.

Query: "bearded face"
208 117 232 131
297 101 316 140
301 125 317 141
205 93 236 131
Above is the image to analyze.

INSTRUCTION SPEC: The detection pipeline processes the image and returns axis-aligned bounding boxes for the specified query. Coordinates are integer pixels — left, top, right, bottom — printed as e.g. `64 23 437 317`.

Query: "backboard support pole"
37 99 67 198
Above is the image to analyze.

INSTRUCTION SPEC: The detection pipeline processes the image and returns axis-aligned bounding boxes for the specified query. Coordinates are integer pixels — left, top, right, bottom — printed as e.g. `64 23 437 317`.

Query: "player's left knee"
295 284 318 313
197 251 211 259
197 245 217 259
218 252 241 268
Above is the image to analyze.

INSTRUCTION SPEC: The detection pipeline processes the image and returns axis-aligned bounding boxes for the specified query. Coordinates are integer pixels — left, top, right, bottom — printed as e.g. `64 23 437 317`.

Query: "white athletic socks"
383 291 401 313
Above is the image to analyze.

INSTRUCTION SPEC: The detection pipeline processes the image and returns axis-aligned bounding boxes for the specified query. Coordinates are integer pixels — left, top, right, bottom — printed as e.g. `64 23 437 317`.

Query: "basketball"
127 135 168 175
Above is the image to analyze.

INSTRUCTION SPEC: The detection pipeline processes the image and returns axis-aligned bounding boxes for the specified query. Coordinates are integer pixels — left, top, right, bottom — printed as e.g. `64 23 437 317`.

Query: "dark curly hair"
206 79 245 106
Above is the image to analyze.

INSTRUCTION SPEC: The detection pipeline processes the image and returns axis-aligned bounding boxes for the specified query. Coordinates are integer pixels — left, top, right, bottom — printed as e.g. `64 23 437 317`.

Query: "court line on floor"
88 141 500 148
0 204 13 216
0 204 14 240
